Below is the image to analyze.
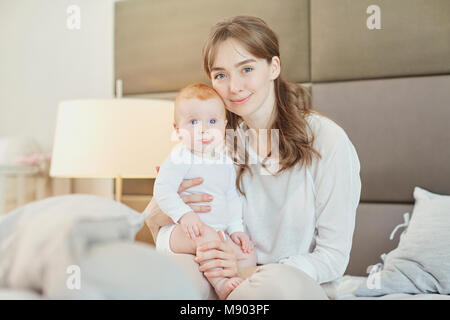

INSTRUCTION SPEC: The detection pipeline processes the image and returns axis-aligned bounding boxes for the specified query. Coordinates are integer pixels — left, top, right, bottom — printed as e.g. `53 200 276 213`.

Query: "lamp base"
115 176 123 203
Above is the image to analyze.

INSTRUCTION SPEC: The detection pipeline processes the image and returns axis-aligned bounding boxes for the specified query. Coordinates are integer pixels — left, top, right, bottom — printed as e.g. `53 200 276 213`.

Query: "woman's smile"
230 93 252 105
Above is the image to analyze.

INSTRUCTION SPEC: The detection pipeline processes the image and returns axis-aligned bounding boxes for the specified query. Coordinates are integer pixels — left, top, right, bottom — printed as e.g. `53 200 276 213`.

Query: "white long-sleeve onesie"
153 144 244 235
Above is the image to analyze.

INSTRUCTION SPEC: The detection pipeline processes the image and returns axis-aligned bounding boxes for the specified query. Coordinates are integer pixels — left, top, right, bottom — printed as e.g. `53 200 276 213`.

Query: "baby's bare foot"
216 277 243 300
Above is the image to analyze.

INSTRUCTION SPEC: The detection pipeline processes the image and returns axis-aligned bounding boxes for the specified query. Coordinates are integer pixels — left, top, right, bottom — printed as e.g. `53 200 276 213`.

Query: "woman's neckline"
237 112 316 161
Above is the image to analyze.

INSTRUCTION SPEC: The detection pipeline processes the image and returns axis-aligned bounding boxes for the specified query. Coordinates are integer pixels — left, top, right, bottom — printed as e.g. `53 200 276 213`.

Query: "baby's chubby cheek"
175 128 194 147
207 128 226 145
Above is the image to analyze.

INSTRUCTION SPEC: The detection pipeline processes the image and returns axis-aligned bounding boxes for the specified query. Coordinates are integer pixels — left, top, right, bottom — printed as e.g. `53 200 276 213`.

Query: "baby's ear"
224 119 228 125
173 123 181 140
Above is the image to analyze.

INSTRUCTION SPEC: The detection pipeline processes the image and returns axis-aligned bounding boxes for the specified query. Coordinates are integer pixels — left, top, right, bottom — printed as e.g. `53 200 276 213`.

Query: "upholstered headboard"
115 0 450 276
115 0 310 94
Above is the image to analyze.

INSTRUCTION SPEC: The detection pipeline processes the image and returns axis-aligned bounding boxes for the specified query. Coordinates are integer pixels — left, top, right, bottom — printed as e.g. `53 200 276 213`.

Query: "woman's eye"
243 67 253 73
210 119 216 124
191 119 199 125
214 73 225 80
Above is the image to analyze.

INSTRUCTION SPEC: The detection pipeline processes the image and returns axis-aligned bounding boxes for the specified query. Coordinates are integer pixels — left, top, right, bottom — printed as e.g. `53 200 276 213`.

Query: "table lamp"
50 98 177 202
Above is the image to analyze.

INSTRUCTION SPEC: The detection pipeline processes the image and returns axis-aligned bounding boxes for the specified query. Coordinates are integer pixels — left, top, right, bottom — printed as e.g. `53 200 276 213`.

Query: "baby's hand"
179 211 204 240
230 232 254 254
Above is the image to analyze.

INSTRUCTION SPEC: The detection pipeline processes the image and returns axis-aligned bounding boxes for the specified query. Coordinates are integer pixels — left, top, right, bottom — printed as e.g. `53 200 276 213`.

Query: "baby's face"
175 97 227 154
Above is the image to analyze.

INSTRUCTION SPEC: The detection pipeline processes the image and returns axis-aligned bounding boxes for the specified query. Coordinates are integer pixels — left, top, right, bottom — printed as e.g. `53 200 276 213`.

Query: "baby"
154 83 257 299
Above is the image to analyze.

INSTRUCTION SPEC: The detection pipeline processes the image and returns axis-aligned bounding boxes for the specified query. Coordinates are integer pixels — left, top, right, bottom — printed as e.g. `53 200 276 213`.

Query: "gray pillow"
355 187 450 296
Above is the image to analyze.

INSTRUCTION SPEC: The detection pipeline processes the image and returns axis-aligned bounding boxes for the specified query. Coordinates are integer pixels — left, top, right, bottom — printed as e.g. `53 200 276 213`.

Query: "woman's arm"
279 131 361 284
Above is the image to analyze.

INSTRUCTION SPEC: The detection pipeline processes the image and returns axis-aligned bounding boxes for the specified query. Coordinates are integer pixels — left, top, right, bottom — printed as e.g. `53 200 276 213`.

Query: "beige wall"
0 0 116 197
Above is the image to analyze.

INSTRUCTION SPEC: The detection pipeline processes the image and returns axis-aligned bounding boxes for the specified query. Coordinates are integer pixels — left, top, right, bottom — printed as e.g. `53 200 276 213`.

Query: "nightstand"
0 164 50 215
121 178 155 246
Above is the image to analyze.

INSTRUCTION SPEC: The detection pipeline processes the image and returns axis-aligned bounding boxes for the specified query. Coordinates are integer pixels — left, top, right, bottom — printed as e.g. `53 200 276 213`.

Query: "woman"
145 16 361 299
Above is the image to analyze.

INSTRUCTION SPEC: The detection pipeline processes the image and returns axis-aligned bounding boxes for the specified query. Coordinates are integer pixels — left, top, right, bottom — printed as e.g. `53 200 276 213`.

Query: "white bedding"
2 276 450 300
329 275 450 300
0 288 43 300
1 196 449 300
0 194 145 297
0 195 202 300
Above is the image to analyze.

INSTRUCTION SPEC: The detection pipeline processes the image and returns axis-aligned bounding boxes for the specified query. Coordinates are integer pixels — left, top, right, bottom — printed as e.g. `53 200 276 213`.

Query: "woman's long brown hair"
202 16 321 195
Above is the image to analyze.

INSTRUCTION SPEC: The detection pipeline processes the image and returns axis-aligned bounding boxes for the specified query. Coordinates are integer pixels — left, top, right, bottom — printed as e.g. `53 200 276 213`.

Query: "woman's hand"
177 177 214 214
144 168 213 240
194 231 239 278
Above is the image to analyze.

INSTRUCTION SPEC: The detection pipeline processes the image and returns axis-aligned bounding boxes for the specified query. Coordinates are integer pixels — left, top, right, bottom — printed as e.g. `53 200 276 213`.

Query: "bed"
328 276 450 300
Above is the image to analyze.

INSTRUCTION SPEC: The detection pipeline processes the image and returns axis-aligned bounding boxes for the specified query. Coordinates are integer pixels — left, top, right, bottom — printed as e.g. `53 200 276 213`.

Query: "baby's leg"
169 225 242 299
169 224 197 254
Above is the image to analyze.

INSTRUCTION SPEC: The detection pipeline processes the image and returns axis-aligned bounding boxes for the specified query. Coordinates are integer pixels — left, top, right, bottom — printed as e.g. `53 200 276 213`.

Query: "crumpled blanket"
0 194 145 298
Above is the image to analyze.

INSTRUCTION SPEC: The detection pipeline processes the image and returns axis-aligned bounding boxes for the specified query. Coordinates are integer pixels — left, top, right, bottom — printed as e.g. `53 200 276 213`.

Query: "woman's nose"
228 75 242 94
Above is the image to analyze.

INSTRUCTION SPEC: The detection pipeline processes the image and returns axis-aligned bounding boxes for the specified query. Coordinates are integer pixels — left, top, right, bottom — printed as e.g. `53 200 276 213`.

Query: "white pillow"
355 186 450 296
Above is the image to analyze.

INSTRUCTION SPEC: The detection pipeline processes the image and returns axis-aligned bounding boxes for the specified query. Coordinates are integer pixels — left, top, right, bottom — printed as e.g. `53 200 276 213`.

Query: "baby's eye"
191 119 199 125
209 119 216 124
214 73 226 80
243 67 253 73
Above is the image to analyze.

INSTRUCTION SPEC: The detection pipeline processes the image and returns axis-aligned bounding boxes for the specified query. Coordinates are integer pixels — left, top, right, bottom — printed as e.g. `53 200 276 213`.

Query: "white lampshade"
50 99 176 179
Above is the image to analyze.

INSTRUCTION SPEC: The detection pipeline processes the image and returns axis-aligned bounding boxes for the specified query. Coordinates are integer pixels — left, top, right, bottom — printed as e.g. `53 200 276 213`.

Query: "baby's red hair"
175 83 223 104
174 83 225 123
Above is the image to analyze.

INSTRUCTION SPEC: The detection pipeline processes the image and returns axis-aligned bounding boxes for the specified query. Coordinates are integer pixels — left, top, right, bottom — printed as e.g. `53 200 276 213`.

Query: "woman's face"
209 39 280 119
